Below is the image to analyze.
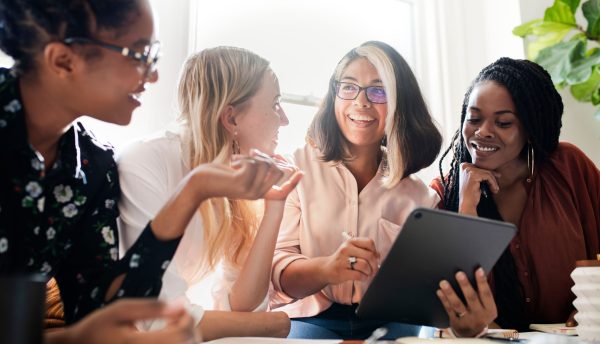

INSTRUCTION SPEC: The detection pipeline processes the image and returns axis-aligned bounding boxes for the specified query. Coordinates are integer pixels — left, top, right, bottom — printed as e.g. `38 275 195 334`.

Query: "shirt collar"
55 123 87 182
0 68 29 152
0 68 86 181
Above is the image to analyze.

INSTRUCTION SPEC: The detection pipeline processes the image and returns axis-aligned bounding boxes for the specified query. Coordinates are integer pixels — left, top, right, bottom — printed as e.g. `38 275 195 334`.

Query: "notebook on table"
356 208 516 328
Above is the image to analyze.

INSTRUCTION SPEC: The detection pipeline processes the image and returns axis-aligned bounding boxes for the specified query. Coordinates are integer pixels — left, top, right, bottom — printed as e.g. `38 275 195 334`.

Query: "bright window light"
191 0 417 155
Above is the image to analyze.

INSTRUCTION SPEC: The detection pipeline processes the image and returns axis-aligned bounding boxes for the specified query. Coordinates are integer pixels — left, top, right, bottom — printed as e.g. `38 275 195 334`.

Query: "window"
190 0 417 155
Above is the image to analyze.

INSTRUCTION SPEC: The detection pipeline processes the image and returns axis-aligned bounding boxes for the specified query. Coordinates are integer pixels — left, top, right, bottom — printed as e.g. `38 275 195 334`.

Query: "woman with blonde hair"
118 46 302 340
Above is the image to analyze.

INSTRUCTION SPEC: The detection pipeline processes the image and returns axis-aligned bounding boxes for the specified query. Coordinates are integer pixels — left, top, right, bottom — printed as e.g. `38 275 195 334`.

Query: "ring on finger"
348 256 357 270
455 311 467 318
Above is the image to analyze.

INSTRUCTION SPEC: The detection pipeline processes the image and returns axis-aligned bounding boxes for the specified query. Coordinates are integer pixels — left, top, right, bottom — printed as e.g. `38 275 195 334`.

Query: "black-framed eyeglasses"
335 81 387 104
63 37 161 77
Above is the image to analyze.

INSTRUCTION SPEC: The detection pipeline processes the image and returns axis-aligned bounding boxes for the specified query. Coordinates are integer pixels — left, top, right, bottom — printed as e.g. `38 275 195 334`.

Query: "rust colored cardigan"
430 142 600 325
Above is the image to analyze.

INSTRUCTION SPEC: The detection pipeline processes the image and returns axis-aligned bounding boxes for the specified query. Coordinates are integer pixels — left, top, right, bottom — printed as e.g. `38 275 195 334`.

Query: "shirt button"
515 244 520 249
524 271 529 277
525 297 531 303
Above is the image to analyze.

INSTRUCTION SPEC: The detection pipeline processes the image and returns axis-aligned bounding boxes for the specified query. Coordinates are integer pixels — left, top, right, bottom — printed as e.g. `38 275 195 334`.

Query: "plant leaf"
513 19 544 37
592 86 600 104
583 0 600 36
532 21 577 35
567 48 600 83
571 66 600 101
590 18 600 37
545 0 577 25
560 0 581 13
526 27 574 59
585 47 600 57
536 39 585 84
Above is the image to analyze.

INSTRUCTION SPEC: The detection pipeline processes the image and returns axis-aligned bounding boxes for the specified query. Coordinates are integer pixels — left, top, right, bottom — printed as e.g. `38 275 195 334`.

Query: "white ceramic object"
571 261 600 342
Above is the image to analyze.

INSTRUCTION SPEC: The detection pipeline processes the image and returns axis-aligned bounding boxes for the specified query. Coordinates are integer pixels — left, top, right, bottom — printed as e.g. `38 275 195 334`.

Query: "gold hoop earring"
526 142 535 183
232 131 240 155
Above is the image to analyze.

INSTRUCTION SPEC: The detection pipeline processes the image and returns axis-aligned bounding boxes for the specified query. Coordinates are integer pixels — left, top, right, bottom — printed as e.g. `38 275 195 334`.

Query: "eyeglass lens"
336 82 387 104
140 42 161 77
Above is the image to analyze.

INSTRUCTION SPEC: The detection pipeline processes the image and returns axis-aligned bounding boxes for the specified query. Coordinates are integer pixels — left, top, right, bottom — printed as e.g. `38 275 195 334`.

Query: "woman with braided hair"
0 0 285 342
431 57 600 337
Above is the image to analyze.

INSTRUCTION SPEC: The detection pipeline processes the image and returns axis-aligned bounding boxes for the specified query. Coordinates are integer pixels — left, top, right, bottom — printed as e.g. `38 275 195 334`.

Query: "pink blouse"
270 144 439 318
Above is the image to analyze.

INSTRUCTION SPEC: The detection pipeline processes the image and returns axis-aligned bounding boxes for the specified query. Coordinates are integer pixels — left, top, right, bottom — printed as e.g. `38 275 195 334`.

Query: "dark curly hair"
439 57 563 210
0 0 139 75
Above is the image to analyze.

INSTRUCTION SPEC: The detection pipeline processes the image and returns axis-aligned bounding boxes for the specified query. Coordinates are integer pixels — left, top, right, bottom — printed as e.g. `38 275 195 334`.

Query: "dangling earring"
232 130 240 155
526 142 535 183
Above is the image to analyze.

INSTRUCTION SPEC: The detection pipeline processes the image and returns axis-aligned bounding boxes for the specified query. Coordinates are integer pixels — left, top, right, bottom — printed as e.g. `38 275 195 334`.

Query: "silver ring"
455 311 467 318
348 256 357 270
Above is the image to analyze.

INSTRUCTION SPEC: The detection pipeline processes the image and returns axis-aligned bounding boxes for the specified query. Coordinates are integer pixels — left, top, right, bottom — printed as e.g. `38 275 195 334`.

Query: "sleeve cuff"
271 253 308 293
116 222 182 298
122 221 181 272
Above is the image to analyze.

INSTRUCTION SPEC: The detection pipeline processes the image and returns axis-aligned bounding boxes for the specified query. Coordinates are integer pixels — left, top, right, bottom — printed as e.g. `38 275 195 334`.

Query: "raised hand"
323 236 380 285
458 162 501 215
437 268 497 338
151 149 293 241
263 154 303 200
193 150 282 201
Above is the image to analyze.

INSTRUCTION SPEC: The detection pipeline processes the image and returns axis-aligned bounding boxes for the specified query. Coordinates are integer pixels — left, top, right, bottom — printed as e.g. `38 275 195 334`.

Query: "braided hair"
0 0 139 75
439 57 563 210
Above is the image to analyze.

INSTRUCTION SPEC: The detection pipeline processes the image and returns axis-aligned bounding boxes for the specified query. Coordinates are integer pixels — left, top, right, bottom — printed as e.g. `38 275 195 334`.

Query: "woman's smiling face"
462 81 528 171
334 57 387 150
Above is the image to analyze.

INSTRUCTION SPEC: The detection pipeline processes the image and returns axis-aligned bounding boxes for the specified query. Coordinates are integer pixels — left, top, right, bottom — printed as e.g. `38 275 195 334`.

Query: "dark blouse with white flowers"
0 68 181 324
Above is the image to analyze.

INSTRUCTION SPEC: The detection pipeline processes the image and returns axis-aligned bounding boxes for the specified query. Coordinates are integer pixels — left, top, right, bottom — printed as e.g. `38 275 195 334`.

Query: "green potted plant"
514 0 600 119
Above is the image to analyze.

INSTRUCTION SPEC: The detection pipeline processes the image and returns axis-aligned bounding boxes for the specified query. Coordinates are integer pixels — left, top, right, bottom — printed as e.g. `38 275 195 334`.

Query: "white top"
117 130 268 330
270 144 440 318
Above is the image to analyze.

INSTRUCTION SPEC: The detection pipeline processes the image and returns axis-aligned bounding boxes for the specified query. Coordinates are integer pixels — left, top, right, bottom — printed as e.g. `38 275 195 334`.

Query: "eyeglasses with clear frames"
63 37 161 78
335 81 387 104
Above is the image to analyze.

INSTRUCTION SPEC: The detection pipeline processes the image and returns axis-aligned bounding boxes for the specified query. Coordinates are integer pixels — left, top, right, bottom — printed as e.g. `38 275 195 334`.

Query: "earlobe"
43 42 78 78
219 105 237 134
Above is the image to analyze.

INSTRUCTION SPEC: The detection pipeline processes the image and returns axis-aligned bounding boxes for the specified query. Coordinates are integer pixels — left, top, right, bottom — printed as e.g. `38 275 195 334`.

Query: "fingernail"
456 271 467 281
476 267 485 277
440 280 450 289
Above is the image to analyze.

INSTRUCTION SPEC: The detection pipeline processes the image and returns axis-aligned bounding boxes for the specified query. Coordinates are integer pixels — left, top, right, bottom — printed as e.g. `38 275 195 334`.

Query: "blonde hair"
177 46 270 274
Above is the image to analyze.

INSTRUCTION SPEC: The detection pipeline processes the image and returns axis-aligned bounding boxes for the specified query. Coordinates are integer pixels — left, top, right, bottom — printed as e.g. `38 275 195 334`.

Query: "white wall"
518 0 600 165
3 0 594 165
415 0 524 180
81 0 191 153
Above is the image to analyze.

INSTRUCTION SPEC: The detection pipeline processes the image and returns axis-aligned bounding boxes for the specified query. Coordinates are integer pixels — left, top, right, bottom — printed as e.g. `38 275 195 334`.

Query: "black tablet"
355 207 516 328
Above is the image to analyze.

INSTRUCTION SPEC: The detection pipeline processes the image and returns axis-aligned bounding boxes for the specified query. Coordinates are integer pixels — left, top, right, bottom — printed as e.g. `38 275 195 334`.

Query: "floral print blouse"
0 68 181 324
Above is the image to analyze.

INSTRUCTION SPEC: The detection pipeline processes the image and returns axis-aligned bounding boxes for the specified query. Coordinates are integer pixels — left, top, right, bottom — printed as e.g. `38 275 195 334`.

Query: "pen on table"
485 337 524 343
485 329 521 342
364 327 387 344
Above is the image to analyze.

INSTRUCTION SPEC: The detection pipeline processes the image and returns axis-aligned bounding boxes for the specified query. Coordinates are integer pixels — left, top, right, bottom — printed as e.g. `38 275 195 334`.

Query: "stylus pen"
342 231 353 241
485 337 525 343
480 181 491 198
